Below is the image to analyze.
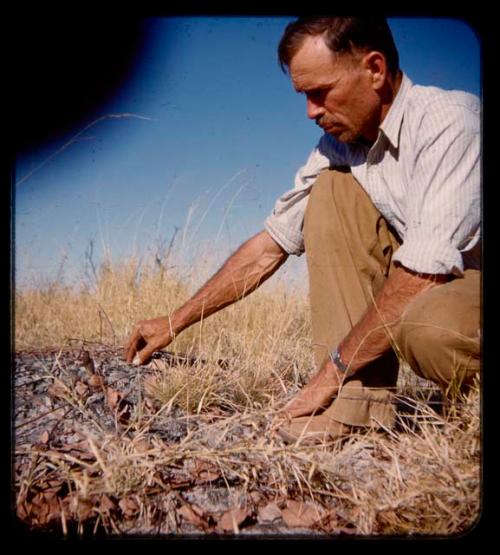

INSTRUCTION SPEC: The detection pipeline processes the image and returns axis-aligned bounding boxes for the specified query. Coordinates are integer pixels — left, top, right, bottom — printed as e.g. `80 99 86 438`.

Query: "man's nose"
306 97 324 120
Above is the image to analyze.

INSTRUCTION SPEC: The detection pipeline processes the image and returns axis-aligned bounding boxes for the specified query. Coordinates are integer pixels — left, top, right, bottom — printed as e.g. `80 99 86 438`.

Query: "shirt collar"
378 72 413 150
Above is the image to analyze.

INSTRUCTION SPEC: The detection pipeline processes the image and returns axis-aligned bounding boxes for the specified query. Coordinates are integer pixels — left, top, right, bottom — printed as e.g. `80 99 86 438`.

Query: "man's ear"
361 51 387 91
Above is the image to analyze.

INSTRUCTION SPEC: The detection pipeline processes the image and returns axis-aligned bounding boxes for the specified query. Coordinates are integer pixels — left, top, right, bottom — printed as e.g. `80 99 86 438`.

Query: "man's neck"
360 70 403 145
379 70 403 125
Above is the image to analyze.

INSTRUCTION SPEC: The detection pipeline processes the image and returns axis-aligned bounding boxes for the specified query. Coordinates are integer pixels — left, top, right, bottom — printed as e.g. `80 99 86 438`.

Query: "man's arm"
283 266 449 418
125 230 288 365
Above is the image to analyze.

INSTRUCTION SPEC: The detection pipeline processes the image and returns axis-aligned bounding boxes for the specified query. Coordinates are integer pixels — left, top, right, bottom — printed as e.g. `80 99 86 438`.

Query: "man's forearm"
169 230 288 335
338 266 450 374
282 266 447 418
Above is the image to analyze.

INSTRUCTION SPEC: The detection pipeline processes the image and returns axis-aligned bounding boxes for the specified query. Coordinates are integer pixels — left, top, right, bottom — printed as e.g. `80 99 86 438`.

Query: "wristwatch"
330 347 348 373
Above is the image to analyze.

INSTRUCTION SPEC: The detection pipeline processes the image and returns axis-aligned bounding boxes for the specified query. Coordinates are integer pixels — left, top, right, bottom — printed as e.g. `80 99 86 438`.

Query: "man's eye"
308 89 328 102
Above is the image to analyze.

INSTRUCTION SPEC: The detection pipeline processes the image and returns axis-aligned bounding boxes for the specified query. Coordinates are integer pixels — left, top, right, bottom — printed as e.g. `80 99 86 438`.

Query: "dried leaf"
218 507 250 532
249 490 263 505
74 380 89 397
88 374 104 388
31 493 50 525
119 495 140 518
45 492 61 523
100 494 116 514
47 380 67 399
53 407 66 418
106 388 121 409
178 503 208 529
81 351 95 374
257 502 282 524
193 458 221 484
315 508 340 532
281 499 324 528
17 500 29 521
39 430 50 444
73 497 94 522
106 388 133 424
134 439 150 453
117 401 133 425
60 494 72 515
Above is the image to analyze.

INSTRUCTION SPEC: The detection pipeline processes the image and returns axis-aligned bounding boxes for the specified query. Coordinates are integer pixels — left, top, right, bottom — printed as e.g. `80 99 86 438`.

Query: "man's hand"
124 231 287 367
125 316 174 365
281 359 343 419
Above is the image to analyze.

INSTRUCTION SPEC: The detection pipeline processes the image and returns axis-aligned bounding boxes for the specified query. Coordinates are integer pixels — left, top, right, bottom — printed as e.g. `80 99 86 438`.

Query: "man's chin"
326 129 356 144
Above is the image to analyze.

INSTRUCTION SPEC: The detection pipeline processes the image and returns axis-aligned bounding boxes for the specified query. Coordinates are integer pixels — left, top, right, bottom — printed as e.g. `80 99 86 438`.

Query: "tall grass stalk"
14 240 480 536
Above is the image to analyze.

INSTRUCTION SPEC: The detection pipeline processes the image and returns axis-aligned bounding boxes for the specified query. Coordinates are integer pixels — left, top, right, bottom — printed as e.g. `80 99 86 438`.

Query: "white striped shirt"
264 73 480 276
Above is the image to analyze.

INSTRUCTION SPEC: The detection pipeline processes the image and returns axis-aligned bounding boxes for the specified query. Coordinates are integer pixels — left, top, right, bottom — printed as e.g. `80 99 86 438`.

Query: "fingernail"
132 355 141 366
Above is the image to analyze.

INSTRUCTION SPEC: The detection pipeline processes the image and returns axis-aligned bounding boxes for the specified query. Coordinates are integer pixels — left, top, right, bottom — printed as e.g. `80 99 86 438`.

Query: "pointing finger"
125 328 144 363
133 342 158 366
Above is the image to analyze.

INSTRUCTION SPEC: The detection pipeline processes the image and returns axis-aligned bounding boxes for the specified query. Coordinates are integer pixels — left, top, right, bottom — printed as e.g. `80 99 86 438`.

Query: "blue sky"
14 17 481 288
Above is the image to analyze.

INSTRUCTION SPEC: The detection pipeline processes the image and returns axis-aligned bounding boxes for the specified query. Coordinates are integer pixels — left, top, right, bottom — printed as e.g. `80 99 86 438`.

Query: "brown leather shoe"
277 414 352 445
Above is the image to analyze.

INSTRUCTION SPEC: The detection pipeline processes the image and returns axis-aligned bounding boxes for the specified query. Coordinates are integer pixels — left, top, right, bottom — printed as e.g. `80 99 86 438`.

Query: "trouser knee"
395 272 480 393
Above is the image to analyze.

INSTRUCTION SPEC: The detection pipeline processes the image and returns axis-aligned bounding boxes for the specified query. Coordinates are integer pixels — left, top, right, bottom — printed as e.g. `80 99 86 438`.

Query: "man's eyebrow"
296 84 331 94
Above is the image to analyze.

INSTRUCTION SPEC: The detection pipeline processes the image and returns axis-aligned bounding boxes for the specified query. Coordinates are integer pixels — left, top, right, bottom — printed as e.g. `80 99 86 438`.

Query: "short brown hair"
278 16 399 76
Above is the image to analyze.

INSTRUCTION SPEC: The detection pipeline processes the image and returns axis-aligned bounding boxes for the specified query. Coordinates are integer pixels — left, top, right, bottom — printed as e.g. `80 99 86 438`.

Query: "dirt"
13 345 357 538
13 344 447 539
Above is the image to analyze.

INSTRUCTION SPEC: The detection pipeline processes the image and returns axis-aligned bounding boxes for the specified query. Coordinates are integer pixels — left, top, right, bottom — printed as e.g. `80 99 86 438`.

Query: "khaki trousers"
304 169 481 428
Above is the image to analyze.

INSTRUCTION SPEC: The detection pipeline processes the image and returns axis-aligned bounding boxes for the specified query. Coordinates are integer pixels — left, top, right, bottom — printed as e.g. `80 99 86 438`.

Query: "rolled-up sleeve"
265 135 345 255
393 99 480 276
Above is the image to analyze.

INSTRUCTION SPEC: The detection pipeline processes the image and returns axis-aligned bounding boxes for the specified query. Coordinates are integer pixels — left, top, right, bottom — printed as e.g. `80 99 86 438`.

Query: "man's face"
289 35 382 144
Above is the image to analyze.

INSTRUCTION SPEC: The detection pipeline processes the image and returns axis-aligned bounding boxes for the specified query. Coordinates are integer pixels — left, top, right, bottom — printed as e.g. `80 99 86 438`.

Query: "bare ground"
13 344 480 538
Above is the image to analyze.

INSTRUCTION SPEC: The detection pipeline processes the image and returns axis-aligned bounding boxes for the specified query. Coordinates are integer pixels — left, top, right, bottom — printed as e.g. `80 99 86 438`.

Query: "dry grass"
13 252 481 537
